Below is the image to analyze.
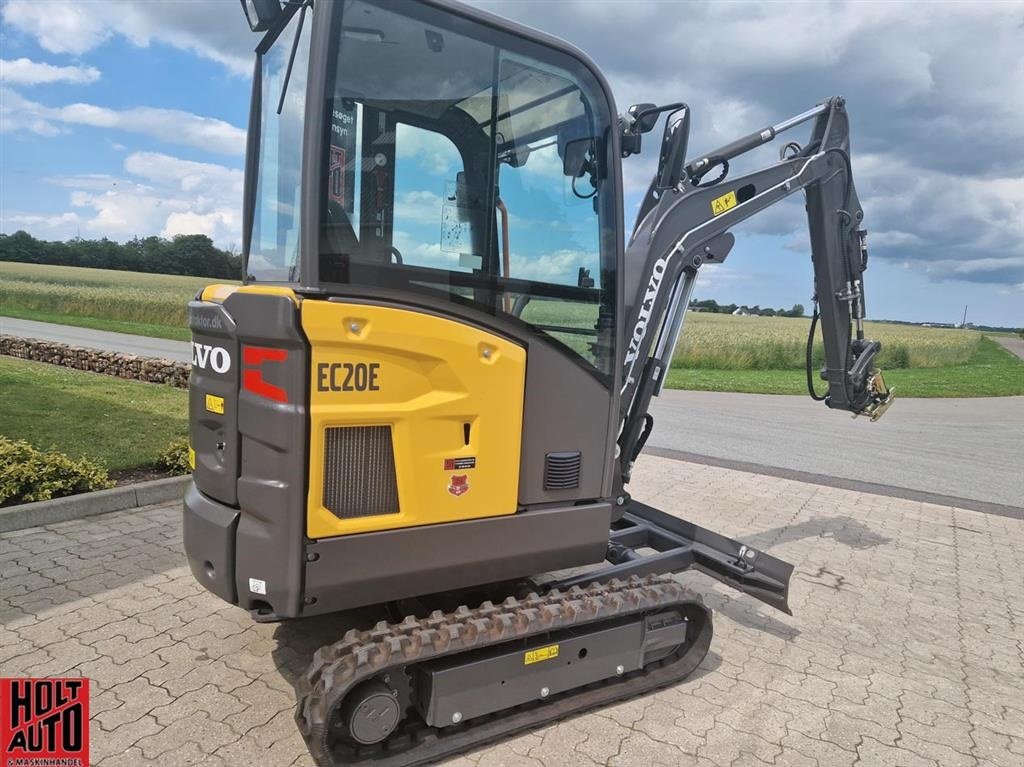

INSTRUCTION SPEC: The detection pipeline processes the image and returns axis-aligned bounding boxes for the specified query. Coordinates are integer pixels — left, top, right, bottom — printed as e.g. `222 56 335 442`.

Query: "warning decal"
524 644 560 665
710 190 738 216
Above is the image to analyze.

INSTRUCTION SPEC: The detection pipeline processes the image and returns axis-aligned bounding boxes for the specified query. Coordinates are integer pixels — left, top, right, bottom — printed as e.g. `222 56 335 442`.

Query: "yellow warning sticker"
205 394 225 414
524 644 559 665
187 446 196 471
711 190 738 216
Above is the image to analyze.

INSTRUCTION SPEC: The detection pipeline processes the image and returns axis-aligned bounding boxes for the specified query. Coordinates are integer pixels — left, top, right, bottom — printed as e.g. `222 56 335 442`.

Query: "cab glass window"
248 7 312 282
318 0 617 378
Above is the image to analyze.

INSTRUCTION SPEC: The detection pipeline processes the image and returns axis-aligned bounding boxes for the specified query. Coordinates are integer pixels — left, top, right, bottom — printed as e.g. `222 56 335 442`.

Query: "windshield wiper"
277 0 311 115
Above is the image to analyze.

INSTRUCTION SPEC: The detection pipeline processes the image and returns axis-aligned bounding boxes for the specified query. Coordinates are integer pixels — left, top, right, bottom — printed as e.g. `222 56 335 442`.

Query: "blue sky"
1 0 1022 328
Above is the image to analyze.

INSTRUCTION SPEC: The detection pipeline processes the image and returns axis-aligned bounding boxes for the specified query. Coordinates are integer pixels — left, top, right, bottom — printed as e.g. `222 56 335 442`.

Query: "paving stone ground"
2 455 1023 766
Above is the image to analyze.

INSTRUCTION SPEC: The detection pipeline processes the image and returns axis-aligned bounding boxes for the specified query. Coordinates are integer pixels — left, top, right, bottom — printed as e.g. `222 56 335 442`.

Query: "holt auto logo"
1 678 90 767
448 474 469 496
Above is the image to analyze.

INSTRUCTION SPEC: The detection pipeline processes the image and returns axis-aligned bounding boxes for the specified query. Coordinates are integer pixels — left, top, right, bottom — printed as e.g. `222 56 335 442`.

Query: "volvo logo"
192 342 231 374
622 255 668 389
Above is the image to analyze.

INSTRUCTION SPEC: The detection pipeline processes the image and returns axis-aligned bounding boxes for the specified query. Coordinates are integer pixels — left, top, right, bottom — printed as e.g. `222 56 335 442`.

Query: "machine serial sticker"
524 644 560 665
187 446 195 470
205 394 225 414
444 457 476 471
711 190 738 216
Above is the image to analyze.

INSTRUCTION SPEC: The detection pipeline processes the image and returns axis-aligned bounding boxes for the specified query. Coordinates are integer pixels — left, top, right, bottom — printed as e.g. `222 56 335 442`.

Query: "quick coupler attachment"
855 368 895 422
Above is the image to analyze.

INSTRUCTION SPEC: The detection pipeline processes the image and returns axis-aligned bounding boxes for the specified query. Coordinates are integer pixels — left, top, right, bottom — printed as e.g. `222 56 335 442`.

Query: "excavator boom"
618 97 893 481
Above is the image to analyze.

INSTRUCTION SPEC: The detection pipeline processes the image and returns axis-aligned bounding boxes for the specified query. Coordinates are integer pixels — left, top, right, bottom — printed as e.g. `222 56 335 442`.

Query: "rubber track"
295 574 713 767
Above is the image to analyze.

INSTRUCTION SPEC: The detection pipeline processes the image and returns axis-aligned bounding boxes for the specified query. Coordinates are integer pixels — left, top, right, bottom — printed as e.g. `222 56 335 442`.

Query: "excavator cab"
184 1 894 763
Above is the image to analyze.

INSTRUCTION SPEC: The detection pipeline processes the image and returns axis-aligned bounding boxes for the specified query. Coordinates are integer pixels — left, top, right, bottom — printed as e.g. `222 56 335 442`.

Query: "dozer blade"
553 501 794 615
295 575 712 767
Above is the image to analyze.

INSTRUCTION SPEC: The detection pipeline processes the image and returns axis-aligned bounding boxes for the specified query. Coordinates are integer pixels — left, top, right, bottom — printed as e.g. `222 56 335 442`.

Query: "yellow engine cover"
302 301 526 538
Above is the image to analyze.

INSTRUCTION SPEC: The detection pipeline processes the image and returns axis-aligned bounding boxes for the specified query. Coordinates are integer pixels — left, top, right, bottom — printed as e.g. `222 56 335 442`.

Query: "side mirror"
559 137 593 178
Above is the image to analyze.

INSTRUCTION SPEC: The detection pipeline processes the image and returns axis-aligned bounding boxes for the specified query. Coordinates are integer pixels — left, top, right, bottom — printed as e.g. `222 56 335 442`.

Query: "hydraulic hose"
806 301 826 401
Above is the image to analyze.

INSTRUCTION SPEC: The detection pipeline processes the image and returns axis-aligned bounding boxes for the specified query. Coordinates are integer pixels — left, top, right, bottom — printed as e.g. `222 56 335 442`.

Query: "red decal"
242 346 289 403
243 346 288 366
1 678 90 766
448 475 469 496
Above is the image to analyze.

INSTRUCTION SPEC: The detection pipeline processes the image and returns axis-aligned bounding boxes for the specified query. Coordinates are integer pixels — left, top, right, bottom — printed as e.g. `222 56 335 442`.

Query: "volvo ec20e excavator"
184 0 896 764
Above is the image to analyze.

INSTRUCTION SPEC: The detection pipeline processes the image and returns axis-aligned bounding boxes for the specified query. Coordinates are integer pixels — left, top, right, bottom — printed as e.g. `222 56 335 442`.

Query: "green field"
0 356 188 471
0 262 231 341
666 337 1023 397
2 262 1021 397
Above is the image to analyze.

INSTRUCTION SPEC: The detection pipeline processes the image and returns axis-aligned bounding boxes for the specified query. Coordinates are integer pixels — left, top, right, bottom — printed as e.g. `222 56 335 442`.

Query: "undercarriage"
292 500 791 766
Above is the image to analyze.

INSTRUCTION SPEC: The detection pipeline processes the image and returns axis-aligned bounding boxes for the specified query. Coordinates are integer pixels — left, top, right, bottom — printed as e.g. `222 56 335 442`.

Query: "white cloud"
0 87 62 135
7 151 244 247
2 2 112 56
0 57 101 86
1 211 82 233
162 210 240 241
0 88 245 155
395 124 459 176
394 190 447 225
392 230 459 270
124 152 244 194
509 248 594 284
2 0 253 76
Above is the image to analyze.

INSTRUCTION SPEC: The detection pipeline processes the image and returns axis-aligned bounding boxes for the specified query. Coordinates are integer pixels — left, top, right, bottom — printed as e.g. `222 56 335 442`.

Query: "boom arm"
618 97 893 483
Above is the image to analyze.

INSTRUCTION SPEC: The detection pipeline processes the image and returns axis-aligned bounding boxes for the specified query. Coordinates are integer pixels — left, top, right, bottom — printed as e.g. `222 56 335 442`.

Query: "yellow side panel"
302 301 526 538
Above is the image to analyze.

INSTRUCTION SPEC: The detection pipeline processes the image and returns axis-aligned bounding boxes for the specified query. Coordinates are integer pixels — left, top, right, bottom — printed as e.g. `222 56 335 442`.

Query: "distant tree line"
689 298 806 318
0 231 242 280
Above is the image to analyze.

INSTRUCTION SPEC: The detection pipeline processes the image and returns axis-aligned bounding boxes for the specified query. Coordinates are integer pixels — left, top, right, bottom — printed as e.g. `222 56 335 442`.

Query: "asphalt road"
3 316 1021 508
648 389 1024 509
994 335 1024 360
0 317 191 362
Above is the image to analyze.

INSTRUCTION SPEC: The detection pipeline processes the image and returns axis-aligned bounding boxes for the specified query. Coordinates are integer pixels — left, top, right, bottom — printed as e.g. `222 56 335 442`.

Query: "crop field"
0 262 233 340
673 312 980 370
2 262 1021 397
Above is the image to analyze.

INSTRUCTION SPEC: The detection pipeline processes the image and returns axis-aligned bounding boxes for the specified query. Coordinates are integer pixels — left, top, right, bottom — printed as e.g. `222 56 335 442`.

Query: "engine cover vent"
544 451 581 490
323 426 399 518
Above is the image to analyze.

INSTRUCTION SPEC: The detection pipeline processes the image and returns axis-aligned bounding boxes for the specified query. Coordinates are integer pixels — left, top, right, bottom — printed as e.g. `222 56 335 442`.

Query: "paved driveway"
2 456 1023 766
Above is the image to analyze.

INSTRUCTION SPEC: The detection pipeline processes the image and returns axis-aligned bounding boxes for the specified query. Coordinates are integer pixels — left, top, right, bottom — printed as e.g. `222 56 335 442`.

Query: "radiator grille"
323 426 399 519
544 451 581 490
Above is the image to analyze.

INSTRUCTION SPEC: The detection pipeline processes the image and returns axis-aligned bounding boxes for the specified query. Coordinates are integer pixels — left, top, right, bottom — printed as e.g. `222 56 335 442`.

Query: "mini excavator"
184 1 896 764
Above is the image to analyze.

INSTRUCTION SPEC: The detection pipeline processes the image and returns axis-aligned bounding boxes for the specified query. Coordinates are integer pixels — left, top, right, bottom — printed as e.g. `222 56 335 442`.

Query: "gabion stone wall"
0 335 189 388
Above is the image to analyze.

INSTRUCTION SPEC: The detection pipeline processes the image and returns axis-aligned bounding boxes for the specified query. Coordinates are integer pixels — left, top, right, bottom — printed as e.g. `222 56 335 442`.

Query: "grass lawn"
0 356 188 471
664 336 1024 397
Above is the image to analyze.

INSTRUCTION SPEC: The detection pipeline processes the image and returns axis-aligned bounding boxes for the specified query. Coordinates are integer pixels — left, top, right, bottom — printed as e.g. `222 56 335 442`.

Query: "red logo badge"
1 678 90 766
448 474 469 496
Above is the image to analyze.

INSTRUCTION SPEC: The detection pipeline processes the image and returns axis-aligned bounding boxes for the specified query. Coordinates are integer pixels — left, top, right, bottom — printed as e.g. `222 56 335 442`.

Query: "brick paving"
2 454 1022 766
